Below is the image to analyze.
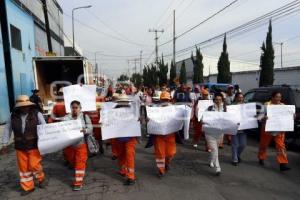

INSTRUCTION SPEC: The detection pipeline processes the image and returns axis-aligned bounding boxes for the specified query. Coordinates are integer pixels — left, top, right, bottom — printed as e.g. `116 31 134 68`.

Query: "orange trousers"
16 149 45 191
154 133 176 174
258 130 288 164
115 138 137 180
64 144 88 186
111 139 119 157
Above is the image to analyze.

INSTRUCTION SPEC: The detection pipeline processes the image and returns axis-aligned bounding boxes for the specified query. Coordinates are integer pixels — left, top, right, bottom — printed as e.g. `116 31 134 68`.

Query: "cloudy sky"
57 0 300 79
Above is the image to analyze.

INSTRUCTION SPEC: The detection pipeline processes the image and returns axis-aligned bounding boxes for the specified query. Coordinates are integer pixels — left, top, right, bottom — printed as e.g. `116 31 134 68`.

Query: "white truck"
32 56 94 115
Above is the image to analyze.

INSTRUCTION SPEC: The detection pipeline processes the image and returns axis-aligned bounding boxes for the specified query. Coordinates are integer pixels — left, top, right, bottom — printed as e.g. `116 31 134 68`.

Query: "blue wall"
0 24 10 123
6 0 35 98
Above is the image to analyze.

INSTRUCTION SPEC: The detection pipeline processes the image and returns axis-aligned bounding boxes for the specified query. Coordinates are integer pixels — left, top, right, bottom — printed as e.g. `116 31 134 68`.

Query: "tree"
179 60 187 84
130 73 143 87
217 34 231 83
158 55 168 86
259 20 275 86
169 60 177 86
117 74 129 82
191 47 204 84
143 64 158 87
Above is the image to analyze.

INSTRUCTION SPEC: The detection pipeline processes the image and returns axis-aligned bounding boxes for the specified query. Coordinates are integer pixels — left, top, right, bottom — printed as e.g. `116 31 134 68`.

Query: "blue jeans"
231 131 247 162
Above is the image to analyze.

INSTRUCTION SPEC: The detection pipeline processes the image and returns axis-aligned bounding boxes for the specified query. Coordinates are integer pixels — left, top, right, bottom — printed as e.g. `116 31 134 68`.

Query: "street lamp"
72 5 92 55
274 42 283 68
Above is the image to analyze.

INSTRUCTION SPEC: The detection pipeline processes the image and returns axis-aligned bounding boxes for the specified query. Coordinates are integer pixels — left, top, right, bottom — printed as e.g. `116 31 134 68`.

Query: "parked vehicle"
32 56 94 116
199 83 232 93
244 85 300 146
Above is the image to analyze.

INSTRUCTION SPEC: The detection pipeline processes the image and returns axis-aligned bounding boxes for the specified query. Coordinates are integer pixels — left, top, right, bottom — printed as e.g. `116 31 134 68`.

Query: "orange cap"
160 91 171 100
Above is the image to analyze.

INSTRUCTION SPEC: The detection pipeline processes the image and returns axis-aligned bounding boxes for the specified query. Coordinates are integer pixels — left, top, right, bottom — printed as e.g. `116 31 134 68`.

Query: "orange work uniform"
16 149 45 191
258 102 288 164
154 133 176 175
48 102 66 123
115 138 137 180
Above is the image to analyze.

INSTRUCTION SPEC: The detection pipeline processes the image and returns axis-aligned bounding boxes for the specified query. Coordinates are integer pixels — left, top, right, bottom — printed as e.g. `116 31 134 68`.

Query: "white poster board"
101 107 141 140
202 112 240 136
37 120 83 155
197 100 214 120
146 105 184 135
227 103 258 130
180 105 192 140
265 105 295 132
63 84 97 113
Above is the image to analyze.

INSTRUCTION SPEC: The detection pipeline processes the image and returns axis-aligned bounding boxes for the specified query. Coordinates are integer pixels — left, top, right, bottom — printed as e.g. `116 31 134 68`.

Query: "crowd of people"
0 83 292 196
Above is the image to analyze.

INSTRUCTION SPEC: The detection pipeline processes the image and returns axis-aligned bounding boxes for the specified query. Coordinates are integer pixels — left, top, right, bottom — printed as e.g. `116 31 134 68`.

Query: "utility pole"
42 0 53 53
274 42 283 68
149 28 164 64
140 50 143 73
173 9 176 65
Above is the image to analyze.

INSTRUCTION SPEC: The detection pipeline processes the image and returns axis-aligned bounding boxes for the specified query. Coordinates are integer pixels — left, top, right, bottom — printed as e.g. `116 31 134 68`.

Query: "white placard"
202 112 240 136
37 120 83 155
182 105 192 140
146 105 184 135
227 103 258 130
63 84 97 113
101 107 141 140
266 105 295 132
197 100 214 120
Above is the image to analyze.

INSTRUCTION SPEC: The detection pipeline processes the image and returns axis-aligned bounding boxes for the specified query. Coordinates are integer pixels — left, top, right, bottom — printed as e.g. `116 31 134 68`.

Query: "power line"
159 0 239 47
162 1 300 59
64 13 151 47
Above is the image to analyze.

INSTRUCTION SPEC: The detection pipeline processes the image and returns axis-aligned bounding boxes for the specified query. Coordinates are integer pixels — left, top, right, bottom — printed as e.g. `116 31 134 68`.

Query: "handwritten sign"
227 103 258 130
202 112 240 136
197 100 214 120
266 105 295 132
100 107 141 140
63 84 96 113
37 120 83 155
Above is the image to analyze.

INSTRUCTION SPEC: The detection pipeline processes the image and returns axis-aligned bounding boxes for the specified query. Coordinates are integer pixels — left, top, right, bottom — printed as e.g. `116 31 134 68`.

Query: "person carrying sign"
257 91 291 171
193 89 210 151
153 92 177 178
205 93 227 176
113 95 138 186
231 92 247 166
0 95 47 196
64 100 93 191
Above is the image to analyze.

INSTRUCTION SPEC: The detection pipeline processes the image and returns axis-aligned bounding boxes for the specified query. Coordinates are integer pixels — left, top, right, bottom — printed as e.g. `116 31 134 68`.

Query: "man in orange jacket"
258 91 291 171
0 95 47 196
154 90 177 178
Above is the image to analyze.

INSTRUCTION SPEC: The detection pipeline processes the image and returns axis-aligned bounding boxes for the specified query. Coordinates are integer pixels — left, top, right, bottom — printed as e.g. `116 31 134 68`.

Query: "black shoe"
238 157 242 163
280 164 291 172
231 161 238 166
21 188 35 196
157 171 165 179
259 159 265 166
215 171 221 176
111 155 117 160
38 178 48 189
73 185 83 191
124 178 136 186
165 165 170 172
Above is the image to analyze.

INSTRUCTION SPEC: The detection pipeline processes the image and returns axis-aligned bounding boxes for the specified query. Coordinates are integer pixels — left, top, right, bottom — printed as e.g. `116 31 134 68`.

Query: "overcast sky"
57 0 300 79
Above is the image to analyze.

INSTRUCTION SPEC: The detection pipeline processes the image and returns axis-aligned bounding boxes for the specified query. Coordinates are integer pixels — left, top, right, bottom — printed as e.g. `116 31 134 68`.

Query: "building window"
10 24 22 51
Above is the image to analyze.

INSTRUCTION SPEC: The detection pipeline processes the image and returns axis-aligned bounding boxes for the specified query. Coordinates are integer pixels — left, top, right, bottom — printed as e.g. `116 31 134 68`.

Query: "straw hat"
15 95 35 108
116 94 132 102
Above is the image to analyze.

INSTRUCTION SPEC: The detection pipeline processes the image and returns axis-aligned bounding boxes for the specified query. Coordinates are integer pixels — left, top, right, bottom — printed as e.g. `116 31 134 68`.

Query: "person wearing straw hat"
113 94 138 186
0 95 47 196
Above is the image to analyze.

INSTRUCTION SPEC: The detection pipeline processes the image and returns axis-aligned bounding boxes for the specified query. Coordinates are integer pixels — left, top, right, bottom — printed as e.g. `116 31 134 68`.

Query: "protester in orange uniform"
0 95 47 196
64 100 93 191
193 89 210 151
113 95 138 185
48 89 66 123
154 91 176 178
258 91 291 171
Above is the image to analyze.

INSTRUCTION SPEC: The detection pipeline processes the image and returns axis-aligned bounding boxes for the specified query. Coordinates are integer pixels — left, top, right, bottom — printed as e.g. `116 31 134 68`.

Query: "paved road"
0 136 300 200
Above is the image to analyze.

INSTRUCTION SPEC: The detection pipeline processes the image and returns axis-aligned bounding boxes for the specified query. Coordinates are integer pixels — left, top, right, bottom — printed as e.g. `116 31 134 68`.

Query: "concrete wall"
0 23 11 124
207 67 300 93
6 0 35 98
